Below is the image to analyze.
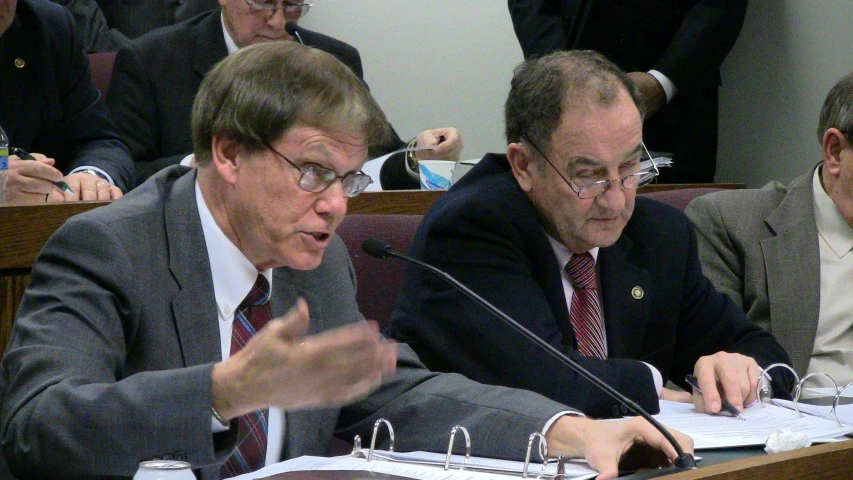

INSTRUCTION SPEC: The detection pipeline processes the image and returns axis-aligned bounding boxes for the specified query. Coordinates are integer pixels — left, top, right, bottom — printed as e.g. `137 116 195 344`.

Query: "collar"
195 180 272 318
813 166 853 258
221 10 240 55
547 234 600 269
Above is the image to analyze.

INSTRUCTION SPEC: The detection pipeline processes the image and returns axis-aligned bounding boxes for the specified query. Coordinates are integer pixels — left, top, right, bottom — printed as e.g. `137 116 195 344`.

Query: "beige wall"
304 0 853 186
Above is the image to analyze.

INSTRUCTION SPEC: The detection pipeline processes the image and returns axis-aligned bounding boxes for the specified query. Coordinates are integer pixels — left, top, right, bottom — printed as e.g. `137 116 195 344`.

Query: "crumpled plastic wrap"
764 428 812 453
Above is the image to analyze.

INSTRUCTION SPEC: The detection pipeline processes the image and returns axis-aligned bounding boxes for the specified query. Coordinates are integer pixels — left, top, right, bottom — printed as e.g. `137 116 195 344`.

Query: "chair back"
337 214 423 331
639 187 726 211
88 52 117 95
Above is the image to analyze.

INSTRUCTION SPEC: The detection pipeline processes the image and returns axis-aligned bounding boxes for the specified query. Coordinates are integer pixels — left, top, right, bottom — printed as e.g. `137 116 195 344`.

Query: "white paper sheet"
655 400 853 449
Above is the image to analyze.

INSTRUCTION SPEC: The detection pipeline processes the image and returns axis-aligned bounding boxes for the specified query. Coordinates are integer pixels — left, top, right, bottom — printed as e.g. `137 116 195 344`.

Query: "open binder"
760 363 853 428
237 418 598 480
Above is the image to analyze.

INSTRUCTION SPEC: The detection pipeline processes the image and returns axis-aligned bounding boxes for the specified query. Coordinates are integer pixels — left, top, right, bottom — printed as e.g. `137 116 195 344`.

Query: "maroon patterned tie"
221 275 271 478
565 253 607 359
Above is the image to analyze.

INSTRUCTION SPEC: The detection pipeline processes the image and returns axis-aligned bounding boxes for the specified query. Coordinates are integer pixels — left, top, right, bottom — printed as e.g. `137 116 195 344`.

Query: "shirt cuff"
541 410 585 435
69 166 115 186
647 70 677 103
642 362 664 395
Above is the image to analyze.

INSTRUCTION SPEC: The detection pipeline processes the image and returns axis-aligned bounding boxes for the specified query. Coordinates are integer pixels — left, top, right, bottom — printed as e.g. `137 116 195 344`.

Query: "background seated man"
386 50 793 420
0 42 692 480
106 0 460 189
52 0 219 53
685 72 853 385
0 0 132 202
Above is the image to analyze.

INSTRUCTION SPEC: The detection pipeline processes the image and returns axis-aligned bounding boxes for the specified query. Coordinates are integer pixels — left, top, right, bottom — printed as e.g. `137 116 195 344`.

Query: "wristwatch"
76 168 109 181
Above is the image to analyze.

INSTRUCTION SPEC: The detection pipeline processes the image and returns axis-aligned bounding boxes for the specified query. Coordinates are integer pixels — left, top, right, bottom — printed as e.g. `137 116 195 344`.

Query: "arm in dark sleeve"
507 0 574 58
388 198 659 418
107 42 166 186
667 210 794 396
53 0 130 52
654 0 748 90
45 6 134 191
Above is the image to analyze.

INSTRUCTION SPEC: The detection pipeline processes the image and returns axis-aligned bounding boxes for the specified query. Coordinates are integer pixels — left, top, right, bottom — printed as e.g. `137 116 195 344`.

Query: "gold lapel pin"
14 58 25 69
631 286 644 300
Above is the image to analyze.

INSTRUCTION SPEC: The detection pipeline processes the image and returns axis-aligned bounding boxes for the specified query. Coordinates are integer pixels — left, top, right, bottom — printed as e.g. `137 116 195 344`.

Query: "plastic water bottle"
0 123 9 203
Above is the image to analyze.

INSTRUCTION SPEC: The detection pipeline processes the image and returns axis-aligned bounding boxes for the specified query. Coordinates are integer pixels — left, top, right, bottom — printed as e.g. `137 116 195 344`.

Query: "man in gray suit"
685 72 853 385
1 42 691 479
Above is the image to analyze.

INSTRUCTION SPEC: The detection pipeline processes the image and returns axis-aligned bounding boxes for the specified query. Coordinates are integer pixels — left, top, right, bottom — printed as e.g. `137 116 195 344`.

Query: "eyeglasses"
245 0 312 18
521 135 659 200
264 143 373 198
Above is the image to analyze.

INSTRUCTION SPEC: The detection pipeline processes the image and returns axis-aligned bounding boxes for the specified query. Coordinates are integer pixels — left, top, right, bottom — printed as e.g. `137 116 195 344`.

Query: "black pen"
685 374 747 420
10 147 75 194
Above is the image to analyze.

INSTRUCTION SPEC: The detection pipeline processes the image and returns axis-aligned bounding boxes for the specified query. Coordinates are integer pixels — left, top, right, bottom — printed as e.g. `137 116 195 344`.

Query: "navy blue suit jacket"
387 153 792 418
106 9 415 189
0 0 133 191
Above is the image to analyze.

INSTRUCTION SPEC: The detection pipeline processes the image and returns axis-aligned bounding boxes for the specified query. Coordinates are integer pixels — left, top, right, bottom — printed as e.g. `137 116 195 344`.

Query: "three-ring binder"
350 418 577 479
757 363 853 428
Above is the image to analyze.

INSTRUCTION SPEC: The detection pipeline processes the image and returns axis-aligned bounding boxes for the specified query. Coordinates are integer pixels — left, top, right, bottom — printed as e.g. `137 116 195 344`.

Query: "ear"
822 128 847 176
211 133 243 185
507 142 536 192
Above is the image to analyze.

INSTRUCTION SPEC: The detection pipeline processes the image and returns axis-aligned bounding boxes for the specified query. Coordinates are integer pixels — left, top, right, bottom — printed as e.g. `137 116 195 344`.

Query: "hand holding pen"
685 374 746 420
10 147 75 195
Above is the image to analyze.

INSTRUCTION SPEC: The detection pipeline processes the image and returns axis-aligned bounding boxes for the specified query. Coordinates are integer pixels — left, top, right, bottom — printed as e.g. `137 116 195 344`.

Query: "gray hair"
192 41 390 165
818 71 853 143
504 50 644 154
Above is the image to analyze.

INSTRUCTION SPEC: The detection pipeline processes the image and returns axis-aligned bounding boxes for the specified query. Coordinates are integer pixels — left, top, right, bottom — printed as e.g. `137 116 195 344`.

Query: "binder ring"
350 435 362 456
443 425 471 471
755 363 799 409
522 432 549 478
833 382 853 428
367 418 395 461
794 372 839 425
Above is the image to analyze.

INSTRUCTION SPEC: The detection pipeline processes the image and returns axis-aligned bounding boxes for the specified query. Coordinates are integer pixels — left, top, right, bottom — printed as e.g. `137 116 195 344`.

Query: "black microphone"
285 21 305 45
362 238 697 471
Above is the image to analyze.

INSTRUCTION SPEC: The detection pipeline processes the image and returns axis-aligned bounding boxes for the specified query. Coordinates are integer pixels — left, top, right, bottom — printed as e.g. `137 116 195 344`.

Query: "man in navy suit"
387 50 792 419
107 0 461 188
0 0 132 202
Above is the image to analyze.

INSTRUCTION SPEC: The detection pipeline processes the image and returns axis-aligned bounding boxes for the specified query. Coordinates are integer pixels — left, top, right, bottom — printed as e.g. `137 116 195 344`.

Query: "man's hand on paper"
211 299 397 421
544 416 693 480
415 127 463 162
691 352 761 416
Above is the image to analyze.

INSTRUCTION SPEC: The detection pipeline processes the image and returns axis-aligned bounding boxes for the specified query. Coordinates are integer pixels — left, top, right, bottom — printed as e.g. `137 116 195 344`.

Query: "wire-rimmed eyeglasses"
264 143 373 198
245 0 312 18
521 135 659 200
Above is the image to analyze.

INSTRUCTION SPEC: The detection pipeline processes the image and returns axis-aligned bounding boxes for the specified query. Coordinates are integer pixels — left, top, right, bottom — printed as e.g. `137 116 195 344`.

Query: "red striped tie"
565 253 607 359
221 275 271 478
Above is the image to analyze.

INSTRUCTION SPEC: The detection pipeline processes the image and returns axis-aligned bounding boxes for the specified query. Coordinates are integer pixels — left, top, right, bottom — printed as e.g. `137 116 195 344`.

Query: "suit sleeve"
45 7 134 191
53 0 130 52
108 42 179 187
389 198 659 418
507 0 573 59
653 0 748 91
0 217 234 477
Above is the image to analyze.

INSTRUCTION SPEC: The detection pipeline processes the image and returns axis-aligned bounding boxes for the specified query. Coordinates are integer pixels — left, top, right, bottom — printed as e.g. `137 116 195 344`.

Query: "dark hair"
192 41 390 165
504 50 644 153
817 71 853 143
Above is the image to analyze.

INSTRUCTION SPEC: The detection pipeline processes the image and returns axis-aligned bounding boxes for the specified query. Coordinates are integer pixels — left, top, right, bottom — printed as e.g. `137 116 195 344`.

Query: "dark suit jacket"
507 0 748 183
0 165 572 479
53 0 220 52
685 165 821 377
386 153 792 418
106 9 416 189
0 0 133 191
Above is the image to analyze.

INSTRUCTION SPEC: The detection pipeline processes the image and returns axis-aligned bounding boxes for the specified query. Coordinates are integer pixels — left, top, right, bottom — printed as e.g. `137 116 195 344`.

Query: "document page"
232 452 597 480
655 400 853 449
773 387 853 427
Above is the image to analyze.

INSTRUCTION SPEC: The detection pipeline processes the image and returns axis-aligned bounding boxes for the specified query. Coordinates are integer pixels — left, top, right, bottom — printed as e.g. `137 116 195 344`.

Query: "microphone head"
362 239 391 259
285 21 299 37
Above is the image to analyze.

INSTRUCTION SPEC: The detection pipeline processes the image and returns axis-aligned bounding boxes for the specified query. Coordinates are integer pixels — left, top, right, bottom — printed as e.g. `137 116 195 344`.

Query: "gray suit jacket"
684 165 821 376
0 166 571 480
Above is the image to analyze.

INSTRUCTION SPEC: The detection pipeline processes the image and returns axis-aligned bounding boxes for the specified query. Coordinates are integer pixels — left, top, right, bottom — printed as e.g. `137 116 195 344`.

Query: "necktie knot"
241 274 270 309
566 253 597 290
